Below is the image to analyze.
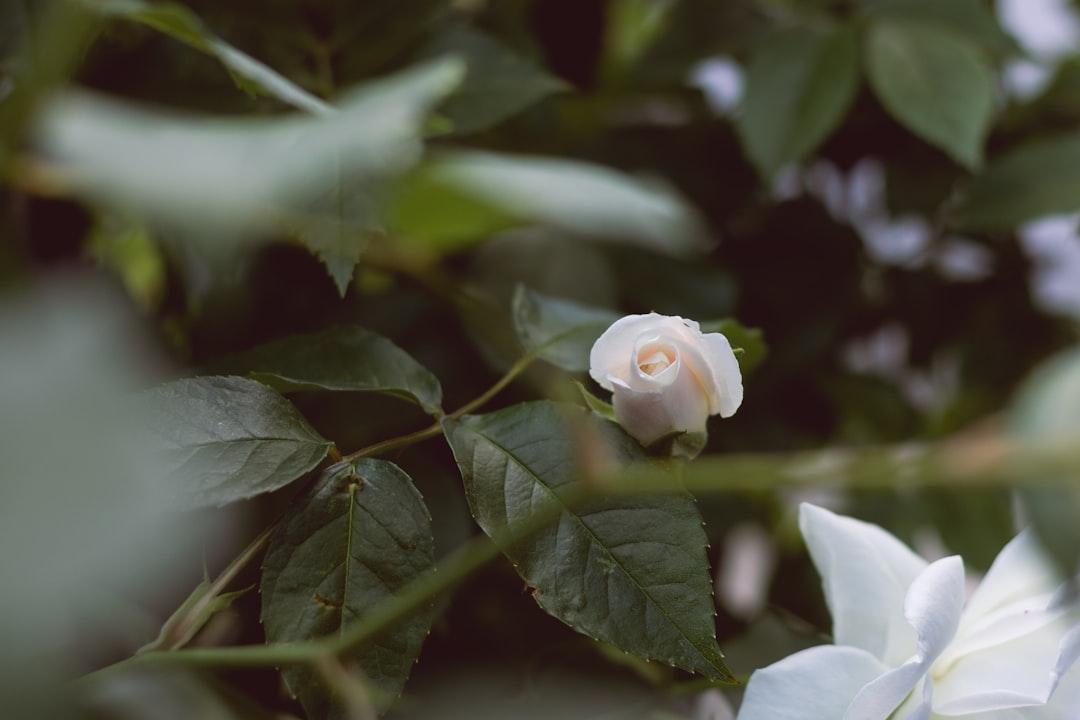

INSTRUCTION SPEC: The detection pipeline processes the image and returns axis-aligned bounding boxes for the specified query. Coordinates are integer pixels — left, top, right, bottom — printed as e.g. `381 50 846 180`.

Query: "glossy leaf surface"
141 376 332 509
443 401 732 681
224 326 443 415
261 459 435 715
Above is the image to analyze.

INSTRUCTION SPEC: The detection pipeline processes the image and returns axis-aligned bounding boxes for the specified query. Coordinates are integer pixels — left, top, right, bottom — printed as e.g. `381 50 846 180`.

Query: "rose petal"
626 334 682 390
799 503 929 666
736 645 888 720
699 332 743 417
1043 641 1080 720
941 587 1069 664
589 313 702 391
844 556 965 719
892 675 934 720
960 530 1063 631
932 611 1080 714
610 353 710 444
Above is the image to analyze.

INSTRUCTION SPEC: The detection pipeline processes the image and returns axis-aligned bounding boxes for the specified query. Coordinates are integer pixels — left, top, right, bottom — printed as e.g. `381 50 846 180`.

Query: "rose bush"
736 504 1080 720
588 313 743 450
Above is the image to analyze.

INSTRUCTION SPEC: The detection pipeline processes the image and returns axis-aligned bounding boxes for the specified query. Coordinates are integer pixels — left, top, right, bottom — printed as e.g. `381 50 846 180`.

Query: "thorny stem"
341 350 540 463
136 522 279 654
76 504 566 681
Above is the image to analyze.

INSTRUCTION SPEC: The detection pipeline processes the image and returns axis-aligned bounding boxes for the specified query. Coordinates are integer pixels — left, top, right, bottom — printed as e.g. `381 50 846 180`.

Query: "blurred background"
3 0 1080 717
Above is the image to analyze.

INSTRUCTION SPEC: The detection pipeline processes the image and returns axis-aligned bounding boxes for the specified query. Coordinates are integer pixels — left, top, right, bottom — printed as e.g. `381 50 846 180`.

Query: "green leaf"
427 25 566 135
221 326 443 415
865 19 994 169
387 162 520 251
604 0 677 81
140 376 332 510
699 318 768 374
285 163 386 296
858 0 1020 58
575 380 617 423
36 58 464 293
512 285 619 372
442 401 732 681
390 150 709 255
261 459 435 715
95 0 332 115
1007 347 1080 578
737 23 859 180
951 134 1080 232
0 280 214 704
1026 58 1080 125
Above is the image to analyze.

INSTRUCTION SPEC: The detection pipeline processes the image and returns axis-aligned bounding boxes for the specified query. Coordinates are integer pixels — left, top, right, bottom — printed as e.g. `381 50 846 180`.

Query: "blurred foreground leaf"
76 669 243 720
141 376 332 510
865 19 994 169
391 150 709 254
1008 346 1080 578
35 58 463 292
859 0 1019 59
952 135 1080 231
426 25 566 135
222 326 444 415
0 277 212 714
512 285 619 372
261 459 435 715
96 0 331 114
737 23 859 180
442 401 732 681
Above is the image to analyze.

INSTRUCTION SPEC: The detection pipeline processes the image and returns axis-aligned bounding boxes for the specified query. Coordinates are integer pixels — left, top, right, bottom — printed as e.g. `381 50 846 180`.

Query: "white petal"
589 313 701 391
610 362 710 445
894 675 934 720
933 609 1080 714
736 645 888 720
1042 643 1080 720
941 587 1069 665
961 529 1062 633
699 332 743 417
626 334 683 390
844 556 965 719
693 689 736 720
799 503 928 666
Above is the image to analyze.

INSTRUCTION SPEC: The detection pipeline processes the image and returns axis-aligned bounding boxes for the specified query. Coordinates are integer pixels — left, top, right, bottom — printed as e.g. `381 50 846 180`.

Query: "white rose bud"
588 313 743 447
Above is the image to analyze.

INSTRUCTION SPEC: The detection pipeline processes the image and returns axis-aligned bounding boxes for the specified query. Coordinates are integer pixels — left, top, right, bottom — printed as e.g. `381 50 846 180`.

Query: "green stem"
342 351 539 463
614 430 1080 494
342 422 442 462
450 352 536 419
312 655 379 720
137 523 279 654
77 483 582 681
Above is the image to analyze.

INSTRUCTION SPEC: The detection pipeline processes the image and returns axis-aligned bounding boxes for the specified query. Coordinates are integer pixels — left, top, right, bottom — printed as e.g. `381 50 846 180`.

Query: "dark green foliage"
261 460 436 716
220 325 445 414
443 402 732 681
140 376 332 509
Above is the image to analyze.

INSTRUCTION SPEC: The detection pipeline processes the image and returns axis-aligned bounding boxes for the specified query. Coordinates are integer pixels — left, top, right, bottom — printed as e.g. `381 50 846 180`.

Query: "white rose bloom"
588 313 743 446
737 504 1080 720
